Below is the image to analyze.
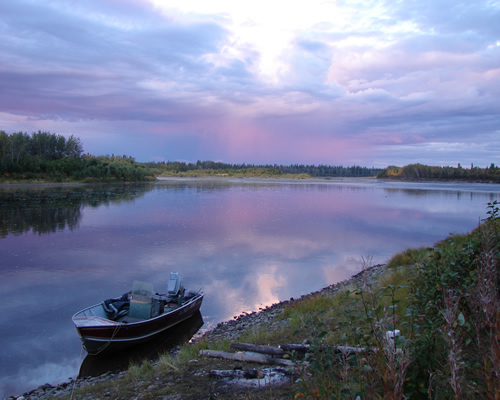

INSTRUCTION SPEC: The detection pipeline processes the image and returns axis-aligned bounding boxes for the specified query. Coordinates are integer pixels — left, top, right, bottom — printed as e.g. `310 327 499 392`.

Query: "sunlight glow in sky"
0 0 499 166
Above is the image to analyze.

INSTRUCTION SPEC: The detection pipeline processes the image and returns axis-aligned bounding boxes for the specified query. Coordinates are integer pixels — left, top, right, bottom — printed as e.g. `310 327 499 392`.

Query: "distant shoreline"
1 175 499 190
0 175 375 189
156 175 378 184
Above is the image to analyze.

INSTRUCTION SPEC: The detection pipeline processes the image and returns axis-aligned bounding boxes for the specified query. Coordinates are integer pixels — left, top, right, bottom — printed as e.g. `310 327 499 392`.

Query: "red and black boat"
72 273 203 355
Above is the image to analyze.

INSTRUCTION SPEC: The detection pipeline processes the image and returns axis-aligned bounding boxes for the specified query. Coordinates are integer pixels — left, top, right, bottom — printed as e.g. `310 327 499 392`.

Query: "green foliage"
386 247 430 269
126 359 154 383
157 353 180 373
378 163 500 182
146 160 384 178
79 154 154 182
0 130 83 167
0 130 154 182
405 203 500 398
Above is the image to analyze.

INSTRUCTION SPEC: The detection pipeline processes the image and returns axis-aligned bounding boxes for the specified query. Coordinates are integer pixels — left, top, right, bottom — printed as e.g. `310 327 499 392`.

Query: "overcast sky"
1 0 499 167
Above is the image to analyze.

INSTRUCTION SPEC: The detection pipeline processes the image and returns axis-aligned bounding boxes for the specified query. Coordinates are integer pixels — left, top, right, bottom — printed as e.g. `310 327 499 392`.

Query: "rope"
86 321 125 356
69 345 85 400
68 321 124 398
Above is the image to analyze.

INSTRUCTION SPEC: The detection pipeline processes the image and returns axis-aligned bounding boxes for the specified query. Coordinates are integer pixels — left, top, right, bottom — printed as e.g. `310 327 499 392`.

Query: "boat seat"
127 281 154 322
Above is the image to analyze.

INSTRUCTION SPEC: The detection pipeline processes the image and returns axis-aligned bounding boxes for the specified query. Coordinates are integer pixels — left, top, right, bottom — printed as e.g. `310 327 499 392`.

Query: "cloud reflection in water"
0 179 498 397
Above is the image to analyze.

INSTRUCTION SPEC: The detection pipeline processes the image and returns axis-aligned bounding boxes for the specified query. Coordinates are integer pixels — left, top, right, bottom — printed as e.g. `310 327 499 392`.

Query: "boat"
72 273 203 355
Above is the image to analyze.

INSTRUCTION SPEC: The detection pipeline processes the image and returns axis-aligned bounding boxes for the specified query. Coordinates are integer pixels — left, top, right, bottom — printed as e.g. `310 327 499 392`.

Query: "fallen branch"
200 343 403 368
199 349 294 367
280 343 403 355
279 344 310 353
230 342 287 357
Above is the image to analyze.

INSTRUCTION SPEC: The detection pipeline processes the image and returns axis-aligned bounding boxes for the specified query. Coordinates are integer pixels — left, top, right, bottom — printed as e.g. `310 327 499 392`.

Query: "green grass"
159 169 311 179
385 246 430 268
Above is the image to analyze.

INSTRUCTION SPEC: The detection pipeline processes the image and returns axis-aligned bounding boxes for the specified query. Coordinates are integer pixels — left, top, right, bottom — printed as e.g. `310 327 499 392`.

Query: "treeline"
144 160 383 177
0 130 154 182
278 164 383 177
378 163 500 182
0 130 83 163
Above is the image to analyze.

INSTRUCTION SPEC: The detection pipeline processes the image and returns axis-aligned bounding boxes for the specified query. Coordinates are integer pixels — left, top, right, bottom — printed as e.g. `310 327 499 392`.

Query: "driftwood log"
230 342 287 357
229 343 399 356
280 343 403 355
199 349 294 366
199 342 403 367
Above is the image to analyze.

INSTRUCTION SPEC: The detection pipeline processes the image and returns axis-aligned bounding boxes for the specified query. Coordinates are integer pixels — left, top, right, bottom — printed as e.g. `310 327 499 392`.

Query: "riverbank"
6 264 388 400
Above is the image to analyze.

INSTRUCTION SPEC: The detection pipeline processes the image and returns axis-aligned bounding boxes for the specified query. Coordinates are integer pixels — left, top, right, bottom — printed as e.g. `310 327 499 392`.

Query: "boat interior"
76 274 188 324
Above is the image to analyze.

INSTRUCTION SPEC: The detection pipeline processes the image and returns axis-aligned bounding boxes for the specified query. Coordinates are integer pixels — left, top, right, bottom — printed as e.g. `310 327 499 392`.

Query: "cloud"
0 0 230 119
0 0 499 166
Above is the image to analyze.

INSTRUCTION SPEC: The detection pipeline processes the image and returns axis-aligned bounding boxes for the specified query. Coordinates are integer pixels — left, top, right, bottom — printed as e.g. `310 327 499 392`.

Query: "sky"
0 0 499 167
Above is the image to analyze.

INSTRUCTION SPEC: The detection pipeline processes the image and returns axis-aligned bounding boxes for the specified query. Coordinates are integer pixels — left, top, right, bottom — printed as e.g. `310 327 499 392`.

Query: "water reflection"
0 179 498 398
383 187 499 201
0 184 154 237
79 311 203 378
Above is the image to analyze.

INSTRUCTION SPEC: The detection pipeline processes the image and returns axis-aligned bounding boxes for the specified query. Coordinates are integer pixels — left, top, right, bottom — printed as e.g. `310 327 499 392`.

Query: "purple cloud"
0 0 498 166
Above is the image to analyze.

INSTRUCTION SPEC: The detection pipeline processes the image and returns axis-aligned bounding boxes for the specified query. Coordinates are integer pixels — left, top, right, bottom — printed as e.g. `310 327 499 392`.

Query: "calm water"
1 178 499 397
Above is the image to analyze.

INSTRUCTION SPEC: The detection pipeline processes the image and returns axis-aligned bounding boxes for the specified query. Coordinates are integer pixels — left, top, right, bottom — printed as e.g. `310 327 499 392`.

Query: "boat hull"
73 293 203 355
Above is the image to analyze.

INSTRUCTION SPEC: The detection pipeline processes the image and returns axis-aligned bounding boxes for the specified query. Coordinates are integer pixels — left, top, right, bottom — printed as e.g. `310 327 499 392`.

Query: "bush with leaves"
406 201 499 398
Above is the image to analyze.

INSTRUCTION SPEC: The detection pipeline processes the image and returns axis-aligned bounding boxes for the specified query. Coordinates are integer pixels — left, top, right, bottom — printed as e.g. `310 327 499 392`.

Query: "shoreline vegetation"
377 163 500 182
2 131 499 184
9 202 500 400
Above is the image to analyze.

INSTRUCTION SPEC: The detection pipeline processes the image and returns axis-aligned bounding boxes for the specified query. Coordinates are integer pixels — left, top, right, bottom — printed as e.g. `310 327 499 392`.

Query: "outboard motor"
167 272 183 296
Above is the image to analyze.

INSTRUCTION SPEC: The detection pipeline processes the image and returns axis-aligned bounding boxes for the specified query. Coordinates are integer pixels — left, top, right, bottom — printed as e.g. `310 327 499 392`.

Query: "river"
0 177 499 398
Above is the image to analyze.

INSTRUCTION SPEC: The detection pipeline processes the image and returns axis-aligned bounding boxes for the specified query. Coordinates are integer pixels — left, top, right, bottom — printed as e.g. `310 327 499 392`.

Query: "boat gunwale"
72 292 204 328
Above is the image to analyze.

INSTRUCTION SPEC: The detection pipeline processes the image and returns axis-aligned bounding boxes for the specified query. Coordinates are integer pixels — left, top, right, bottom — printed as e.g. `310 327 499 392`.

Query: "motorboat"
72 273 203 355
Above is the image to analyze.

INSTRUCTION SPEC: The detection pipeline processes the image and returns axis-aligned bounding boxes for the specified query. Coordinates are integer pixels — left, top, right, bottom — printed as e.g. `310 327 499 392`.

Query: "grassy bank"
158 169 311 179
37 202 499 400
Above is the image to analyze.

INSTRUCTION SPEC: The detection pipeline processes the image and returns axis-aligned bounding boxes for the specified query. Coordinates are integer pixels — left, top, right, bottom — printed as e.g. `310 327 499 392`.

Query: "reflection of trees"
0 184 153 237
384 187 499 201
155 181 233 193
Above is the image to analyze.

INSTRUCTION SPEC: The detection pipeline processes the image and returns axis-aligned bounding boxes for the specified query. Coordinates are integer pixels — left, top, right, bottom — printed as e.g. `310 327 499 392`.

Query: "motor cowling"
167 272 183 296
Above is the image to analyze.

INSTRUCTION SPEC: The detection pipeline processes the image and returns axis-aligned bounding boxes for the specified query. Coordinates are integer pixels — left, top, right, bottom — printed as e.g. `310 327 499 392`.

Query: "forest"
378 163 500 182
144 160 384 178
0 130 154 182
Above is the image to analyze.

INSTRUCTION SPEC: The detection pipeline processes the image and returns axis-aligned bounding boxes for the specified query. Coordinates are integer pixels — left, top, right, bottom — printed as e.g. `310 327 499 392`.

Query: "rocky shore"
6 264 386 400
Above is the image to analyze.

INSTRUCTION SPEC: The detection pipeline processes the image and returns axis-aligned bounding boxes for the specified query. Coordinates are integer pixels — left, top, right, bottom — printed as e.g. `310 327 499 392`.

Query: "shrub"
405 201 499 398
